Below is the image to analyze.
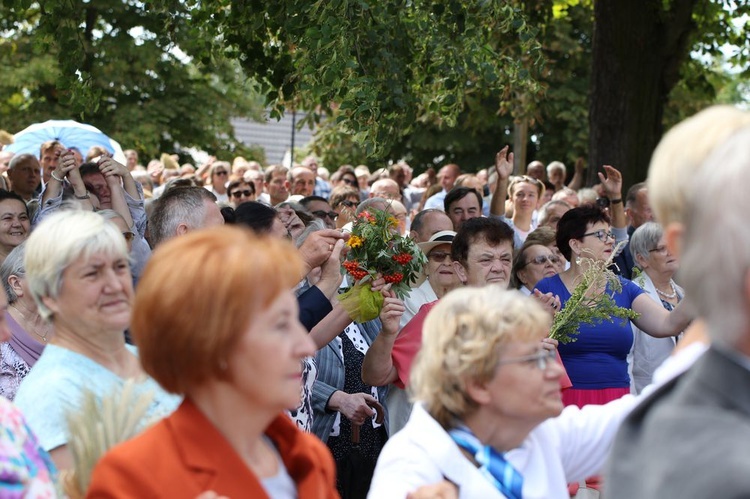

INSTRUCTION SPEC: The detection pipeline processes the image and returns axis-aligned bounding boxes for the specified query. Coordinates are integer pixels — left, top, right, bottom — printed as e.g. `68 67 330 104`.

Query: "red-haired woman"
87 227 337 497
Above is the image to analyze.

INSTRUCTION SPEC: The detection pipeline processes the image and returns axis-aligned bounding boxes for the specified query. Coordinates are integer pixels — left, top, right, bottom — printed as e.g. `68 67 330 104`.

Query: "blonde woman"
369 286 643 499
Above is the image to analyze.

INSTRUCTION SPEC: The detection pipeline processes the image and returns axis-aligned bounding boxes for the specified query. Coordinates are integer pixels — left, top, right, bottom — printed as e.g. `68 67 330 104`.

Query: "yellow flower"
387 216 398 227
347 235 363 248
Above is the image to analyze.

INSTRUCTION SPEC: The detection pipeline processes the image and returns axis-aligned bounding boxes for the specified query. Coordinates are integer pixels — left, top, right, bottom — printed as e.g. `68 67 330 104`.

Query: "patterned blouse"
0 397 57 497
0 343 31 402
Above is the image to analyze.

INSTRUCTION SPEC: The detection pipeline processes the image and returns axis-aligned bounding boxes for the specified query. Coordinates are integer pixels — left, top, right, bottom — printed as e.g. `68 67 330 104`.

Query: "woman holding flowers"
311 206 422 496
534 205 690 408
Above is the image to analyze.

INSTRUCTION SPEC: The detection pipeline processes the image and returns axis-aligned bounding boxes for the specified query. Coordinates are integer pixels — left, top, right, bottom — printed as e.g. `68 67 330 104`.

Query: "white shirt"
400 279 438 330
369 349 706 499
424 190 448 210
369 399 638 499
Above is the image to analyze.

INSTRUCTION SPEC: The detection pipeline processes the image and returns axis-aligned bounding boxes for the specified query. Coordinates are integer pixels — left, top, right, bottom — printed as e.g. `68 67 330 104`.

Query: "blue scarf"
449 425 524 499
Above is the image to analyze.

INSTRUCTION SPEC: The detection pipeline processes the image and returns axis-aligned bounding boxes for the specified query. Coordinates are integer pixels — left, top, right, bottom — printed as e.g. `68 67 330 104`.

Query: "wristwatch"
74 191 91 200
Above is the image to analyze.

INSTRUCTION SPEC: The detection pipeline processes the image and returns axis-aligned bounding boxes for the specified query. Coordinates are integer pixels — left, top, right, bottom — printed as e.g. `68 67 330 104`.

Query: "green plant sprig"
549 245 640 344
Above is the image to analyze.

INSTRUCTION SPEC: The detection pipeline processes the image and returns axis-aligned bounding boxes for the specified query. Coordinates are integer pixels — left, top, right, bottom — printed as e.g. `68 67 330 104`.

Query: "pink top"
391 300 572 391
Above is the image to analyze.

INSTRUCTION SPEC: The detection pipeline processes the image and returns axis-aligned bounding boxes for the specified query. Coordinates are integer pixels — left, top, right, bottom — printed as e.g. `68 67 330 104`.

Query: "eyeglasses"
122 231 135 242
231 190 254 198
428 251 452 262
338 200 357 209
497 348 557 371
582 229 614 242
312 210 338 220
343 178 358 187
522 254 561 267
648 245 668 255
214 170 228 176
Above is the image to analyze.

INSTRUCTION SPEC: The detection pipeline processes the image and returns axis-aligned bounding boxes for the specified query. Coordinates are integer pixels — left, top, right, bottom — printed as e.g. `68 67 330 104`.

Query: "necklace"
655 280 677 299
9 305 50 343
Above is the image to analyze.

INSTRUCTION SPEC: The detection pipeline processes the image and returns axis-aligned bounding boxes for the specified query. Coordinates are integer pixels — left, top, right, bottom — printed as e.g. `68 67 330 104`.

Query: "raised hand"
494 145 514 181
597 165 622 199
98 154 129 179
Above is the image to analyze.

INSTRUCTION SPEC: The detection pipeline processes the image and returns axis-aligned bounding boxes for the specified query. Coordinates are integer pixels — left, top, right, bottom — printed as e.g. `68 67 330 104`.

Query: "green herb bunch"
549 246 640 344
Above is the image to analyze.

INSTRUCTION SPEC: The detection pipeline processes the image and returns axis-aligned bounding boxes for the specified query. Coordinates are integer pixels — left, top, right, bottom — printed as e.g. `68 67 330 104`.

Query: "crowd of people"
0 103 747 498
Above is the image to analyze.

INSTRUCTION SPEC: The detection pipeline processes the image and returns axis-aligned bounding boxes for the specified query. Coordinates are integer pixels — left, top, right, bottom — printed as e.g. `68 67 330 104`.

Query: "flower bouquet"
549 246 640 344
338 208 427 322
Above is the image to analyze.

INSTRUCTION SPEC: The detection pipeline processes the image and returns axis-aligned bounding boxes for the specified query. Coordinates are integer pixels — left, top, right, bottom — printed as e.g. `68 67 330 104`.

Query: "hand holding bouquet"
338 208 426 322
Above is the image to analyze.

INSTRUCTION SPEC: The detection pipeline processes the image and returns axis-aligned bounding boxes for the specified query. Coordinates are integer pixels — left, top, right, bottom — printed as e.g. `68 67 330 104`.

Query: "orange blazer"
86 399 339 498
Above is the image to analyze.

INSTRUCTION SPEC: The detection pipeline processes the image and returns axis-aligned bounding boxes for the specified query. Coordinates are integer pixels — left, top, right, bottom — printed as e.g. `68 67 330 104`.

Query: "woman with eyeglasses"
331 165 359 190
370 286 649 499
329 185 361 229
205 161 230 203
227 178 256 208
534 206 690 410
511 242 561 295
628 222 683 395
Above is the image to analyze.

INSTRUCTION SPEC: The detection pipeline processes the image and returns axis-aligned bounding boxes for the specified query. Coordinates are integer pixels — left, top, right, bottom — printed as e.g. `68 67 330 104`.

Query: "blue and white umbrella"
5 119 126 164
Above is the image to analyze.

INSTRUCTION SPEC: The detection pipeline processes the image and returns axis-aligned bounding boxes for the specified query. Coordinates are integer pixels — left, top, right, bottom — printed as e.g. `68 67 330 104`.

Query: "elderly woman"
330 185 361 230
534 206 690 408
506 176 544 243
628 222 683 394
511 242 561 296
13 210 180 470
0 285 57 495
369 286 646 498
401 231 460 327
525 226 566 273
204 161 230 203
87 226 337 497
0 190 30 265
0 243 53 400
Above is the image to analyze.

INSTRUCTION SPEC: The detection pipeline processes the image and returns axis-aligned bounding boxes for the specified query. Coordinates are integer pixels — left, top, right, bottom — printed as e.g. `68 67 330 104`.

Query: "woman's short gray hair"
0 243 26 304
681 125 750 346
629 222 664 268
25 210 128 321
410 286 550 429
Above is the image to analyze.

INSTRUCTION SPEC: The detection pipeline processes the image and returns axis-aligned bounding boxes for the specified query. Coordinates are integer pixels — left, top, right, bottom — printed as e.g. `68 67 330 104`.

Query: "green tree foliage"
2 0 745 176
587 0 749 188
0 0 265 161
139 0 543 162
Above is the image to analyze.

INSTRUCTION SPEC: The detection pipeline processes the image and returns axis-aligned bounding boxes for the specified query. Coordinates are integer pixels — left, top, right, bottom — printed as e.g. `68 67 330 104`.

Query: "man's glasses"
231 190 254 198
582 229 614 242
522 254 561 267
497 348 557 371
214 170 228 176
428 251 452 263
312 210 338 220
